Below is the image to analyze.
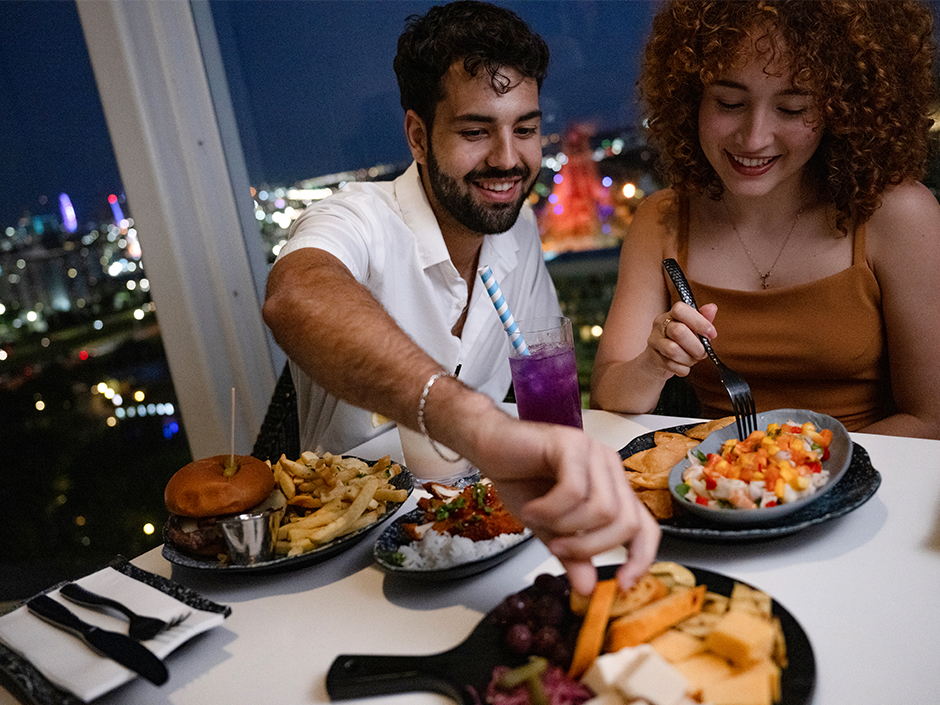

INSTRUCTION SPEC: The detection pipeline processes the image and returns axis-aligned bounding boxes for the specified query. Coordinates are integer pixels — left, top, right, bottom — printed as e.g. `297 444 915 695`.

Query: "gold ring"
661 317 673 339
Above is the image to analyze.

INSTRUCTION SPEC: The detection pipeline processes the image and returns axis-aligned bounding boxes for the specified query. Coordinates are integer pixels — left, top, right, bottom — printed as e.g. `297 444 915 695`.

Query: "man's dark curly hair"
641 0 938 233
394 0 550 130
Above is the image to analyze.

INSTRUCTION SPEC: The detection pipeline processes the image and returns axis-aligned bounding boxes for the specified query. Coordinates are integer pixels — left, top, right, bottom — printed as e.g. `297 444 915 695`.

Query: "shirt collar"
395 160 522 274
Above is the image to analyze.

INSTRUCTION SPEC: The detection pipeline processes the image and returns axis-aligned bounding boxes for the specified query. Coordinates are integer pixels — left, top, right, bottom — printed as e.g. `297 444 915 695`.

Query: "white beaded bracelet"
417 371 463 462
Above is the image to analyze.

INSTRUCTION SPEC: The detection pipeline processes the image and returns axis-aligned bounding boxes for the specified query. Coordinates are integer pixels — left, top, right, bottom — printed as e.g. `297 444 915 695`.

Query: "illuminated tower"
538 124 611 252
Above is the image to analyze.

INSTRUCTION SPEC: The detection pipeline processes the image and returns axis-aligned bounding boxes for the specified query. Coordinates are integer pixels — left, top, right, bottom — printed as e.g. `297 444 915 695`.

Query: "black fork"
662 259 757 440
59 583 190 641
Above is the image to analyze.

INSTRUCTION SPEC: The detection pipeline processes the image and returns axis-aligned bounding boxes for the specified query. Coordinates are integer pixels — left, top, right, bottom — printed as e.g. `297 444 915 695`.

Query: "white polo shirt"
275 161 561 454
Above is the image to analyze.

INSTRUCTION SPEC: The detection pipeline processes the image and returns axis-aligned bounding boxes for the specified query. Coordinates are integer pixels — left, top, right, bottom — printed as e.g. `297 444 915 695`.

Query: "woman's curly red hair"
641 0 938 233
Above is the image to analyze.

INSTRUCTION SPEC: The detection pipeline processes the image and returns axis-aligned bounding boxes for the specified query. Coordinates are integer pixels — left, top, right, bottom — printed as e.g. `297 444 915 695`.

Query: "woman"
592 0 940 439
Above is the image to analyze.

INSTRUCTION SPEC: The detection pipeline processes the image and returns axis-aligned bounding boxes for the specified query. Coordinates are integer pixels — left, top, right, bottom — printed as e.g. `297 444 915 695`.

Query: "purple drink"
510 341 583 428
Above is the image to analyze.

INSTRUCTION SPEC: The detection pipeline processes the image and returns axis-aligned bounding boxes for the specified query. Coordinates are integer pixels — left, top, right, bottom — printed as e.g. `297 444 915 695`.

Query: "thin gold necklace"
723 199 804 290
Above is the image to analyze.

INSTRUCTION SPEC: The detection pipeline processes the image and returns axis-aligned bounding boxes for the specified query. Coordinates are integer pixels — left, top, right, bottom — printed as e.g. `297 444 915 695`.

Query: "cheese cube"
580 645 650 696
673 652 735 698
701 660 778 705
582 692 624 705
704 610 776 666
615 647 689 705
649 629 707 663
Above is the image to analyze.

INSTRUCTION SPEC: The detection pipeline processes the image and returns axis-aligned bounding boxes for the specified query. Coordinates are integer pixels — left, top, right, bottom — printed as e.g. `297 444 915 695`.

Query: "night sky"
1 0 658 228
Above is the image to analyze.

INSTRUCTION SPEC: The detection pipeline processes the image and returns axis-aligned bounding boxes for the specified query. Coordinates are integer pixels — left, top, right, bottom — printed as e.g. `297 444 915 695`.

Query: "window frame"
76 0 284 459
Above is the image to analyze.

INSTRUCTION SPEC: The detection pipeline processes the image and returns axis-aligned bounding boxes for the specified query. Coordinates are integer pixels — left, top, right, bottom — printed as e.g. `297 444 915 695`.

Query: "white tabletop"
4 409 939 705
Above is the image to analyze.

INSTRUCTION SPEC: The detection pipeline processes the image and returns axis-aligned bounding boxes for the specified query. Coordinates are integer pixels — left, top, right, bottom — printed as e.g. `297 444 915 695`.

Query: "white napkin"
0 567 227 702
581 408 652 450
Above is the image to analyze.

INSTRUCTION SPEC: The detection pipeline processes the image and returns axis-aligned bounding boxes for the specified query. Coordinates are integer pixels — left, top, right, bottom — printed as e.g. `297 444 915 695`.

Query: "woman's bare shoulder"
869 181 940 232
630 188 679 236
867 180 940 265
636 187 678 214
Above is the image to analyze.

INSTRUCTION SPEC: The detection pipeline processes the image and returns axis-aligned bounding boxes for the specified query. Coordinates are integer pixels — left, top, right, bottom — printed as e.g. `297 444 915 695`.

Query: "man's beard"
426 148 535 235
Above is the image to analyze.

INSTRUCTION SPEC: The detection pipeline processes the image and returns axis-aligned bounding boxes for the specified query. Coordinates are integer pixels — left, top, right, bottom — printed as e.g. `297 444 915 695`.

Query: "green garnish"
434 496 466 521
675 482 691 497
693 449 707 463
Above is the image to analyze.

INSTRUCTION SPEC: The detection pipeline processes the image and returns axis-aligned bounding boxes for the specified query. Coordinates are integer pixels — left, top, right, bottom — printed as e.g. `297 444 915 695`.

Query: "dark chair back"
252 363 301 463
652 375 701 418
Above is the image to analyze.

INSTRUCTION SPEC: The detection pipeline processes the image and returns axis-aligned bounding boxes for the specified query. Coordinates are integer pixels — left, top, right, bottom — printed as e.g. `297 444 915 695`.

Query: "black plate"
327 564 815 705
373 507 533 580
162 465 413 573
620 426 881 542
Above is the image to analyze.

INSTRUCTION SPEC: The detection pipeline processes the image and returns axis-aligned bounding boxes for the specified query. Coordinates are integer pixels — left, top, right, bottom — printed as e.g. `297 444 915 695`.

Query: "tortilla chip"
623 447 654 472
685 416 736 440
627 470 671 490
624 434 697 476
636 489 674 520
654 431 702 450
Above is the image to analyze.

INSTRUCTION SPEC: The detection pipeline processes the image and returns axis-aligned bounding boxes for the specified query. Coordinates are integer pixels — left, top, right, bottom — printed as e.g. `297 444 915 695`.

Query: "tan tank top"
668 196 893 431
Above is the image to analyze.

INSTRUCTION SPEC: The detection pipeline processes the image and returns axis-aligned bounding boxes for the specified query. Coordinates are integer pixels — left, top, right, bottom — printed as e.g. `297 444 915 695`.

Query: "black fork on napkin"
59 583 190 641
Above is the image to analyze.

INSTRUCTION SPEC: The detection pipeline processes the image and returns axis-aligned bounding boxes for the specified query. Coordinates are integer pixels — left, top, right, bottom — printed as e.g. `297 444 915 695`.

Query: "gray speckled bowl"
668 409 853 526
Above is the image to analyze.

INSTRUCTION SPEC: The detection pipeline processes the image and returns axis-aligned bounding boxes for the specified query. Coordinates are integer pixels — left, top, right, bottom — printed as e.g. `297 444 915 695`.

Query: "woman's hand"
650 302 719 378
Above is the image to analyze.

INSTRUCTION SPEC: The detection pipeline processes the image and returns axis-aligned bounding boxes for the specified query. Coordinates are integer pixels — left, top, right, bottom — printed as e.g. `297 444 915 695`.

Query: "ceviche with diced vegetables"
676 421 834 510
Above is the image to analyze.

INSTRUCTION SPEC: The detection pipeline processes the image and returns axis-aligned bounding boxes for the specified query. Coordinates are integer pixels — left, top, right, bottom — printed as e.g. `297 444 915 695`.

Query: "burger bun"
165 454 275 518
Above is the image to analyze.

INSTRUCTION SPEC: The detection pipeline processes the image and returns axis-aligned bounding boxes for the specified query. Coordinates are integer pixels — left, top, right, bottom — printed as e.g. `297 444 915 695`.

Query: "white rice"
398 529 527 570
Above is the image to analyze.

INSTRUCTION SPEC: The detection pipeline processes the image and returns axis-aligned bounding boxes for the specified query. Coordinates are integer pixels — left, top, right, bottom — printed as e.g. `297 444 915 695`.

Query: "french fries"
271 451 408 556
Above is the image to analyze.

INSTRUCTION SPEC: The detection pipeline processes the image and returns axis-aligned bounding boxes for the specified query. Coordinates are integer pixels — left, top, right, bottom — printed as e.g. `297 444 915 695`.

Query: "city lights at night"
4 0 940 611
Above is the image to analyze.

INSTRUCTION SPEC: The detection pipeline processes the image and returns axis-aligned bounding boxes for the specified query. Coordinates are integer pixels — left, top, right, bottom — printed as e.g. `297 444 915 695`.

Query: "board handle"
326 653 465 702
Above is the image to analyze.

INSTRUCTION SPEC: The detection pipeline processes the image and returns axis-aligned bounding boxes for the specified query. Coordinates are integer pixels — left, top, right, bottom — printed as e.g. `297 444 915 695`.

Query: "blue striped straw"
479 265 529 356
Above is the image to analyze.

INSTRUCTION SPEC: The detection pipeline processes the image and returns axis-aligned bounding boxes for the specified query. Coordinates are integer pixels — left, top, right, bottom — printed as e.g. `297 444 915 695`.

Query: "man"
263 0 659 593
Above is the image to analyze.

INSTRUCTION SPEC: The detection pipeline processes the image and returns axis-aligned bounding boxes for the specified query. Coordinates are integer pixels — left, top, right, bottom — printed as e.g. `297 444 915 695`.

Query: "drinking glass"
398 425 475 486
508 316 583 428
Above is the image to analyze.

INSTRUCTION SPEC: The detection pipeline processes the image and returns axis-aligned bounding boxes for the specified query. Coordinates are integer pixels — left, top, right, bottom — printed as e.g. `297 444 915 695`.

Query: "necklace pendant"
760 272 771 289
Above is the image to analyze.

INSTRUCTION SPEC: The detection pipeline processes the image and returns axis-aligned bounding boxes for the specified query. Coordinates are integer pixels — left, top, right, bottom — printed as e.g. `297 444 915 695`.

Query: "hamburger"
164 454 276 557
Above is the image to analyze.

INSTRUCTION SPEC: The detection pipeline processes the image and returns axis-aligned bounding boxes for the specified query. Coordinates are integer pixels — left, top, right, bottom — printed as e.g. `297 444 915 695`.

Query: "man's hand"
440 395 661 596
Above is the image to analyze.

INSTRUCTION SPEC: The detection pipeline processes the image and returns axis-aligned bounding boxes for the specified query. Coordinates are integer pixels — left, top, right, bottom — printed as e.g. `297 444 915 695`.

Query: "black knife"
27 595 169 686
